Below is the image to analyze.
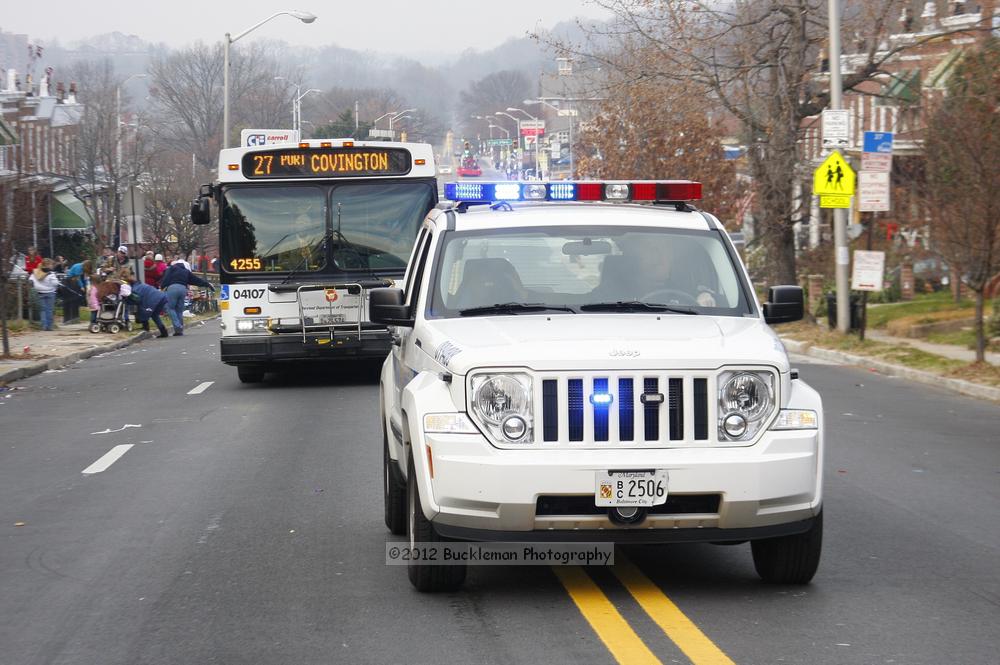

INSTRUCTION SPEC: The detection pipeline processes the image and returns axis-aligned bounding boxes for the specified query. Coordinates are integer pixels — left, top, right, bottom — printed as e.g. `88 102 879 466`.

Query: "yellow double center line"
554 552 735 665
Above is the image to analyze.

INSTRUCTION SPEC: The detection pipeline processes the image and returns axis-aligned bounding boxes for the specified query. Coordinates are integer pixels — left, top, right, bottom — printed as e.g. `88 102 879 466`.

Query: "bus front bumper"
220 331 391 365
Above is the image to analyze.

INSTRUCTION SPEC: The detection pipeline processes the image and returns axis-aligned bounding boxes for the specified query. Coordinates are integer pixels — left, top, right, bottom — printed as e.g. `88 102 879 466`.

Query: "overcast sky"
3 0 610 56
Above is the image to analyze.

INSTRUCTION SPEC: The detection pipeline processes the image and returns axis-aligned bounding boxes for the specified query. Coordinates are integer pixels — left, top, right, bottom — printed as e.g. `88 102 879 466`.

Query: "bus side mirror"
763 285 804 324
190 196 211 225
370 288 413 327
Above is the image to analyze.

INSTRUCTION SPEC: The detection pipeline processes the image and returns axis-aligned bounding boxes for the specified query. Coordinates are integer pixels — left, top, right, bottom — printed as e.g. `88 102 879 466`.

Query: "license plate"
306 314 345 325
595 470 668 507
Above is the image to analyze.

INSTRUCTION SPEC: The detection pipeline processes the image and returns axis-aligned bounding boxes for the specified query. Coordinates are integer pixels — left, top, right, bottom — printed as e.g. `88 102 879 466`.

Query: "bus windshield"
220 182 434 274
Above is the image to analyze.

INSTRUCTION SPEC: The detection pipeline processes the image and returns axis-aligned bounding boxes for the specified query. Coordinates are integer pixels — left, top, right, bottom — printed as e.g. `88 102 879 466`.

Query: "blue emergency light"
443 181 702 204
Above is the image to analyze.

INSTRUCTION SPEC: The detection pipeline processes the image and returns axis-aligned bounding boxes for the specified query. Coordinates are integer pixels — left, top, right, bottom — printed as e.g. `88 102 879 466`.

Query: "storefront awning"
51 191 91 231
926 49 964 90
877 69 920 106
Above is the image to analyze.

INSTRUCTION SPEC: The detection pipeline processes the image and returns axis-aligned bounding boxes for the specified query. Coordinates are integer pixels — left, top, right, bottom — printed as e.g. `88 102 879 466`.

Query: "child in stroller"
89 276 134 333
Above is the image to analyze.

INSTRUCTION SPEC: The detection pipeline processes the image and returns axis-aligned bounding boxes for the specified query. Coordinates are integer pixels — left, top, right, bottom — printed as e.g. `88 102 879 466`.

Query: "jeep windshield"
427 225 754 319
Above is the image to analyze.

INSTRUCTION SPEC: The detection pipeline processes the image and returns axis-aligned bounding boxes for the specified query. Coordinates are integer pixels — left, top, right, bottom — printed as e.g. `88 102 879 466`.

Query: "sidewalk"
865 330 1000 366
0 322 151 385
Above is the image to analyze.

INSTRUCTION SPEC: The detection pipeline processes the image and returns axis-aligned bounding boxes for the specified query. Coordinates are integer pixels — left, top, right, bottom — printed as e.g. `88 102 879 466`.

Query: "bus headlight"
469 373 533 443
235 318 268 332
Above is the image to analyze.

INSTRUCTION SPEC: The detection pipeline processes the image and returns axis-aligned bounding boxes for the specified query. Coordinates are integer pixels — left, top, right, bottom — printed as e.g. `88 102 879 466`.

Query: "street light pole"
829 0 850 333
294 89 321 133
115 73 146 250
525 98 574 178
223 10 316 149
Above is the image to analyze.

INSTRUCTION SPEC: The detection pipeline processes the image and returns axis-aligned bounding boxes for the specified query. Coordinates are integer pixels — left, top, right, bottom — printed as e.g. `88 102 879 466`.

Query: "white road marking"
187 381 214 395
91 424 142 435
82 444 134 474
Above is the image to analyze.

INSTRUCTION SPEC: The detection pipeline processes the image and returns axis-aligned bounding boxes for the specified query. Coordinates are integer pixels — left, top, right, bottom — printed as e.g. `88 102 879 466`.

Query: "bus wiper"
459 302 577 316
579 301 698 314
258 232 292 261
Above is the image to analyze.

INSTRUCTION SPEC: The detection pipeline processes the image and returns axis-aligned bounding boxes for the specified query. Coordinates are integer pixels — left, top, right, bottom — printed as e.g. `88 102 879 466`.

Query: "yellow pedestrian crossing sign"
813 150 856 197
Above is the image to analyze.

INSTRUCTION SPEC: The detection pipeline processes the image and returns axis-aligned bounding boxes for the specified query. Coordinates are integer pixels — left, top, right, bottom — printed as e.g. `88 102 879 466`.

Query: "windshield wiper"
279 231 331 285
579 301 698 314
458 302 577 317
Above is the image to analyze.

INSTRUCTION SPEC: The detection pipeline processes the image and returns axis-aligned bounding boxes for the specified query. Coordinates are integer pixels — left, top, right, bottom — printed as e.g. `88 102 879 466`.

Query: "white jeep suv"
375 181 823 592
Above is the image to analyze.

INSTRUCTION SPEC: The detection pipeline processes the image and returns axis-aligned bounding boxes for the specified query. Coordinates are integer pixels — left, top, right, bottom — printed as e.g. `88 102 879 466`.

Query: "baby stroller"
89 292 133 334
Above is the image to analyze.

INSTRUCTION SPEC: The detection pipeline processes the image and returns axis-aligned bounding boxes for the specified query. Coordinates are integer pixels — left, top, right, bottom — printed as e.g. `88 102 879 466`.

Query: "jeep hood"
419 314 789 374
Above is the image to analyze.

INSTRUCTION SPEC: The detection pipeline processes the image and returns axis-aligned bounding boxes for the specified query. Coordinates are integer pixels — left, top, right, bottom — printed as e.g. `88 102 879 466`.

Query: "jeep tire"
407 456 466 592
751 511 823 584
384 430 407 535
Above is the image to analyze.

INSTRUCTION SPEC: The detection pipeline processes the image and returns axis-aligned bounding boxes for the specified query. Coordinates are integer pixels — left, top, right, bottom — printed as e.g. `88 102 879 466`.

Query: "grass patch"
777 320 1000 388
865 291 976 329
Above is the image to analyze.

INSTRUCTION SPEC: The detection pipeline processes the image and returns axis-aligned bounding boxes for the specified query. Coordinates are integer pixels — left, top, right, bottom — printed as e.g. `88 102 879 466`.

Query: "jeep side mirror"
190 196 211 225
763 285 804 324
370 288 413 327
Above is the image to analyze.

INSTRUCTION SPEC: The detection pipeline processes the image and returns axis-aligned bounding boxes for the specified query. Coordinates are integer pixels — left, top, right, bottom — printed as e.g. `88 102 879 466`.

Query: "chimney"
56 81 65 102
25 73 33 96
3 68 15 93
68 82 77 104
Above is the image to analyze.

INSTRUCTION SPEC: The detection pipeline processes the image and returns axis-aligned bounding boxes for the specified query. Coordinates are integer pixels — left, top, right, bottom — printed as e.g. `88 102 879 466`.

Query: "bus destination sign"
242 147 411 179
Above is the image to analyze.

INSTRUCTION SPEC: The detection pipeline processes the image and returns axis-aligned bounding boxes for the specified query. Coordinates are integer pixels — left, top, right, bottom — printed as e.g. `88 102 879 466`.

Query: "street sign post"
857 131 893 339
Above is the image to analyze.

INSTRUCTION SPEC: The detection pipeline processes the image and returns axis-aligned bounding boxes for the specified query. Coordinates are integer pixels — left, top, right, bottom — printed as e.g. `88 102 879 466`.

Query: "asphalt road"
1 322 998 665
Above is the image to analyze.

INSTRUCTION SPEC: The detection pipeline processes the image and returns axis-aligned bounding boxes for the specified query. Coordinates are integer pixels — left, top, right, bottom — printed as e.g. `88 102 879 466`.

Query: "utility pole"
829 0 850 333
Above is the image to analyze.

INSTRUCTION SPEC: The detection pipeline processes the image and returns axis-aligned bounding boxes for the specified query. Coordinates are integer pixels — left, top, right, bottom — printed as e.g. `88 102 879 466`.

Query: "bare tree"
148 42 289 169
576 72 745 220
924 39 1000 362
545 0 992 284
458 70 531 137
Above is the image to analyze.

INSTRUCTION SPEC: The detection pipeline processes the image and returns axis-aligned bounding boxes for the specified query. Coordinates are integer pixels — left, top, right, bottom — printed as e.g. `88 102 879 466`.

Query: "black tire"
407 457 466 592
384 428 407 535
109 323 121 334
751 511 823 584
237 366 265 384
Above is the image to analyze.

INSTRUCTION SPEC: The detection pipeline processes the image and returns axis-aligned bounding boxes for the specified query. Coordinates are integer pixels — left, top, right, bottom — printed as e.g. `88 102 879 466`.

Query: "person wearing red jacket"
142 251 156 286
24 247 43 274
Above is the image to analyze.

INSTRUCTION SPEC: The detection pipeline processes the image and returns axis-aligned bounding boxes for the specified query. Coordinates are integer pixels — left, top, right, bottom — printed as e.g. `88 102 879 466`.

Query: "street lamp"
295 88 321 132
497 110 540 178
223 10 317 148
115 73 147 250
388 108 416 132
525 98 574 178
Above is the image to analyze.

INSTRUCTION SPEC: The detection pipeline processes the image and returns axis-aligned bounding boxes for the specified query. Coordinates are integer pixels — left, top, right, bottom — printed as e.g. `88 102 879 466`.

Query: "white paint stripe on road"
187 381 214 395
82 444 134 474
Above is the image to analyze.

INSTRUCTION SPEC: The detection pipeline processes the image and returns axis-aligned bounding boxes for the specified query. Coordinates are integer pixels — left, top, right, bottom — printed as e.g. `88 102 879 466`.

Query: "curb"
781 338 1000 403
0 330 153 386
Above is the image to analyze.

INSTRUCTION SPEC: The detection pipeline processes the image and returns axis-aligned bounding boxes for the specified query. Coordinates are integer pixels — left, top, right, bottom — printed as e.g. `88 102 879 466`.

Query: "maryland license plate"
595 470 668 507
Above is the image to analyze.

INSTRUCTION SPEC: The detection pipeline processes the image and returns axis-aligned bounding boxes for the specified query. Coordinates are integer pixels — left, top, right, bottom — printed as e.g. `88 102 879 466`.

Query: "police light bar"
443 181 702 204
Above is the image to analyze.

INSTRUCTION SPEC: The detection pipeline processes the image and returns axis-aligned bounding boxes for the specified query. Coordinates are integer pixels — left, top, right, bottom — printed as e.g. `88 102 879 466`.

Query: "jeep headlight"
718 371 775 441
469 373 533 443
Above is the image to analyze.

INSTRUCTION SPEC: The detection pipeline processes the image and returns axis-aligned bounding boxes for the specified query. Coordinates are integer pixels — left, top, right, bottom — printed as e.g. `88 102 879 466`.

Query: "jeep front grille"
538 372 717 447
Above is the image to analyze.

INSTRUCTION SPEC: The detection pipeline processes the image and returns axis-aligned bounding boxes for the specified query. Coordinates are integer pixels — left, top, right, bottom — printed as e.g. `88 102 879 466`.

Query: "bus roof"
216 139 436 183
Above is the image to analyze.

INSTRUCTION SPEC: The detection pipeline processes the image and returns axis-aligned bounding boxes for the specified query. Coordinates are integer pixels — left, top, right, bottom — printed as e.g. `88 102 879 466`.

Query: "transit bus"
190 139 437 383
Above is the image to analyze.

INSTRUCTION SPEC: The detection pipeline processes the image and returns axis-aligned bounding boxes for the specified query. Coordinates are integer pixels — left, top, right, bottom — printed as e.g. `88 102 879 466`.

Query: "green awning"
0 118 17 146
877 69 921 105
926 49 963 89
51 191 91 231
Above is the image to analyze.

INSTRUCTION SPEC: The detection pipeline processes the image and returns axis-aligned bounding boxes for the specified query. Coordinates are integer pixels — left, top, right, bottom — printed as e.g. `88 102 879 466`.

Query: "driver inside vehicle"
598 237 717 307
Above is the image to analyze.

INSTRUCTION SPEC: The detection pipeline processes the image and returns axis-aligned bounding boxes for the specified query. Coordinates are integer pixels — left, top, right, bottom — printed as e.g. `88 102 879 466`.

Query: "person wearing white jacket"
29 258 60 331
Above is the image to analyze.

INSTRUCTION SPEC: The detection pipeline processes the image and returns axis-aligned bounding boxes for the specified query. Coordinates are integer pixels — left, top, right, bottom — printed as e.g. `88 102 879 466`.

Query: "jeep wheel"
384 430 407 535
237 366 265 384
751 511 823 584
407 457 466 592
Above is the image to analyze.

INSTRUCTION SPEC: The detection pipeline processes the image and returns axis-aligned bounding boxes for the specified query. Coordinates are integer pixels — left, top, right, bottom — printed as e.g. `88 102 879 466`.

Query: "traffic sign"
861 152 892 172
813 150 856 196
487 138 512 146
851 250 886 291
863 131 894 153
820 195 852 209
821 109 850 148
858 171 891 212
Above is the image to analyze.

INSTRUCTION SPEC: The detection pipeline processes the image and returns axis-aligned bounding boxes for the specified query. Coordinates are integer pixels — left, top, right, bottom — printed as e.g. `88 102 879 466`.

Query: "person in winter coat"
142 251 156 286
24 247 43 273
29 259 60 331
159 260 214 336
126 277 169 338
87 273 104 325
